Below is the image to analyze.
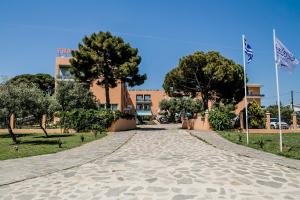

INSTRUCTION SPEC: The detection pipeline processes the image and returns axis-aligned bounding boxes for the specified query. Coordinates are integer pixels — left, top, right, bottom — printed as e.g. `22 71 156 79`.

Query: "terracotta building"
55 51 263 117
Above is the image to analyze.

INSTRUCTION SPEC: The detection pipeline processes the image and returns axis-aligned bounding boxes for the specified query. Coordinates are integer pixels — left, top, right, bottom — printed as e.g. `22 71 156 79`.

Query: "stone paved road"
1 125 300 200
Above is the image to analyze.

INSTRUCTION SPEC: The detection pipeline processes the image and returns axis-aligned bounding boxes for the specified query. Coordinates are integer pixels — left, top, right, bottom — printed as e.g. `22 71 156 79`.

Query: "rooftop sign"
57 48 72 57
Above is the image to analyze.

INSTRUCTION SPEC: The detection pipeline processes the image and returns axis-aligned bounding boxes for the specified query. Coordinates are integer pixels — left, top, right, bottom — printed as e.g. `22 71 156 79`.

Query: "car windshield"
270 118 278 122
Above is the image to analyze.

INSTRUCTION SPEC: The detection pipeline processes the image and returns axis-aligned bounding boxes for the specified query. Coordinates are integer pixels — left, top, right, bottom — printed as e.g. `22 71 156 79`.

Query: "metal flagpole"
242 35 249 145
273 29 283 152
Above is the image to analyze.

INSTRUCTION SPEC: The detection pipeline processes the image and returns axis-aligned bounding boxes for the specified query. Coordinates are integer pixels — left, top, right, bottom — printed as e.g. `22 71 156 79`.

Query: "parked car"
270 118 289 129
156 115 169 124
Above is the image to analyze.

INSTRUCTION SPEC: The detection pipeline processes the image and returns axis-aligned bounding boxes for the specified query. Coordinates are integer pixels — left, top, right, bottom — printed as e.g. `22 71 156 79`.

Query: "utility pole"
291 90 294 111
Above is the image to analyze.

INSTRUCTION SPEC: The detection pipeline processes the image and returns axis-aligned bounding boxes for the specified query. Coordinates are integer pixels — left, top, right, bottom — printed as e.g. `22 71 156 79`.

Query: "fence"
239 111 300 133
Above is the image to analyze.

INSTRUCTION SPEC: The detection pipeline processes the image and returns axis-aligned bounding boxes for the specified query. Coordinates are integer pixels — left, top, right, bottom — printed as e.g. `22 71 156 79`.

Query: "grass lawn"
219 131 300 160
0 132 106 160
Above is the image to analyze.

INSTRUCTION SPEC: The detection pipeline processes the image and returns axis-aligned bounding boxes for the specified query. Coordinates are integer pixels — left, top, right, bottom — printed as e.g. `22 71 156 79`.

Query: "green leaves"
55 81 97 113
163 51 244 109
247 101 265 128
70 31 146 106
208 106 234 131
6 74 54 94
159 98 204 121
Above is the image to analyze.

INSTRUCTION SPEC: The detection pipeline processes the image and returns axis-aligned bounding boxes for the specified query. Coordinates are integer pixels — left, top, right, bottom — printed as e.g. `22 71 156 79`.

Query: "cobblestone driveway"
1 125 300 199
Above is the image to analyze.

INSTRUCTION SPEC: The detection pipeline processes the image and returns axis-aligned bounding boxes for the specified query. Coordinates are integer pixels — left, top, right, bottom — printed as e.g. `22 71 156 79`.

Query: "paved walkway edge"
0 131 136 186
188 130 300 170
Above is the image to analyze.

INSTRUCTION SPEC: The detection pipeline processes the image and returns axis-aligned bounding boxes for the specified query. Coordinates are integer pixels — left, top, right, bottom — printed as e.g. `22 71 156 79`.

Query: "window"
99 104 106 110
144 104 151 111
59 66 74 80
144 95 151 102
111 104 118 111
136 104 143 110
136 95 143 102
99 104 118 110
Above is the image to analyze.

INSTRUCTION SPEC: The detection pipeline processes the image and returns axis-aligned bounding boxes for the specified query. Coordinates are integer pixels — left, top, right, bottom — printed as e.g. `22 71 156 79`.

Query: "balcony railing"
136 99 152 103
57 75 74 80
247 94 265 97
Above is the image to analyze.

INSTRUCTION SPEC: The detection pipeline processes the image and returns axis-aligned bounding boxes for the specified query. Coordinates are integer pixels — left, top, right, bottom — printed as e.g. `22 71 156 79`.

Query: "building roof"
247 83 262 87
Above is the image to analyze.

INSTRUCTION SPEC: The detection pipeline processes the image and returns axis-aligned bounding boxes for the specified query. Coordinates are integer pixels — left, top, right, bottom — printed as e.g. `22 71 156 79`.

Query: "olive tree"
0 83 52 143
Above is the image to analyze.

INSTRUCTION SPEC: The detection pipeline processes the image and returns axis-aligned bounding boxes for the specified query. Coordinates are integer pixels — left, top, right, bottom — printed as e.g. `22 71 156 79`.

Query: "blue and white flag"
244 39 253 63
275 37 299 70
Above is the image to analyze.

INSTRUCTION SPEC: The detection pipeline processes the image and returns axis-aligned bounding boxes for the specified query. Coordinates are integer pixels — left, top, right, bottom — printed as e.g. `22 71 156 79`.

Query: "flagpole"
242 34 249 145
273 29 283 152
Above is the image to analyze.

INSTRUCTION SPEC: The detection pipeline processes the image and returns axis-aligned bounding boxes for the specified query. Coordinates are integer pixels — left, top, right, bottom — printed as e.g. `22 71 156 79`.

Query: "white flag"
275 37 299 70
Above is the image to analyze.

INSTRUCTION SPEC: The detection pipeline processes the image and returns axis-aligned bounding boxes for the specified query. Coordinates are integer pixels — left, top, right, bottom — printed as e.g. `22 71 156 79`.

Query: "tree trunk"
202 93 209 111
104 80 111 109
7 114 17 144
40 123 48 137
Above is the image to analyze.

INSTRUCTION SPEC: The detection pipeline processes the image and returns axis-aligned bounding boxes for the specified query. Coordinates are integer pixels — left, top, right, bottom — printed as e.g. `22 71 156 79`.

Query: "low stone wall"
182 111 210 131
246 129 300 134
108 118 136 132
0 119 136 134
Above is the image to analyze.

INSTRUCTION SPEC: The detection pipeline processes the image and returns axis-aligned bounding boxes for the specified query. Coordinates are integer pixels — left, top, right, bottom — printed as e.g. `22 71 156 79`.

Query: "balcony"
136 110 152 116
136 99 152 103
247 93 265 98
57 75 74 81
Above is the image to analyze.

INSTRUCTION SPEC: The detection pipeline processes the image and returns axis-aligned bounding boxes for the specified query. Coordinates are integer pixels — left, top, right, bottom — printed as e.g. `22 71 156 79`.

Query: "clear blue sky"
1 0 300 106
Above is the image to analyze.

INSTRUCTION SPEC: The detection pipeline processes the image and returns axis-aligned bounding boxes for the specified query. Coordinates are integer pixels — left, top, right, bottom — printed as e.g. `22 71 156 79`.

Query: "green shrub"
65 109 135 133
65 109 114 133
248 101 265 128
209 106 233 131
114 110 135 120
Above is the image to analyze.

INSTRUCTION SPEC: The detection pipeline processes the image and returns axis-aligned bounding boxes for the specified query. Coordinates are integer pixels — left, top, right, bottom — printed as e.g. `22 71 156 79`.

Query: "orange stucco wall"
107 118 136 132
127 90 169 115
235 84 263 115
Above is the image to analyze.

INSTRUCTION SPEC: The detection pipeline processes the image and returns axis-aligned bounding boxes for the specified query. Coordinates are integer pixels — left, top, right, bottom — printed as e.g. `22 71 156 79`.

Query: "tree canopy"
159 97 203 121
70 31 147 108
55 81 97 113
6 73 55 94
163 51 245 110
0 82 53 142
266 105 293 124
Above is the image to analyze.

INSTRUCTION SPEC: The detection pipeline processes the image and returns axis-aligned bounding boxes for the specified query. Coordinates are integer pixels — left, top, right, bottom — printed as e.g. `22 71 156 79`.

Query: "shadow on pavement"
136 127 166 131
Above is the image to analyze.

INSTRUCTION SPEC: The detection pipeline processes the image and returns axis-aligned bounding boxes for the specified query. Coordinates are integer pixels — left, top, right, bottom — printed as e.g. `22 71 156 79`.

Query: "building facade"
55 55 132 112
55 52 264 117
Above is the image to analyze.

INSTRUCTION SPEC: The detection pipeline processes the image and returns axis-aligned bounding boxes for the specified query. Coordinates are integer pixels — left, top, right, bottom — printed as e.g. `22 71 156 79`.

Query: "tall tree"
7 74 55 94
70 31 147 108
163 51 244 110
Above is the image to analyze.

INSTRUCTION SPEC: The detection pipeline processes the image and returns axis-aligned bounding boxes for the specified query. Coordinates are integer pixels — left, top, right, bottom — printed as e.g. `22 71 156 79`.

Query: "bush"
209 106 233 131
65 109 115 133
248 101 265 128
65 109 135 133
114 110 135 120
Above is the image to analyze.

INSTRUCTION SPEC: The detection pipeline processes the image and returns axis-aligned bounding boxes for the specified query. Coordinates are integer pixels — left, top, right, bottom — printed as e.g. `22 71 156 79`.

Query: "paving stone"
256 180 282 188
147 186 168 192
172 194 197 200
145 178 157 183
177 178 193 184
105 186 129 197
